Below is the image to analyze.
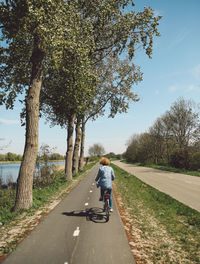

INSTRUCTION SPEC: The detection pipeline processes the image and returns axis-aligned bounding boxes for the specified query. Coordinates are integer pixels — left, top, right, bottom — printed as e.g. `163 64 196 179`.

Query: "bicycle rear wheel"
105 199 110 222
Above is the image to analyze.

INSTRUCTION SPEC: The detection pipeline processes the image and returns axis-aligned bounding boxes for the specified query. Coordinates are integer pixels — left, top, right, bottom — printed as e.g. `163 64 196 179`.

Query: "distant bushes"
104 152 122 160
190 151 200 170
0 152 64 162
0 153 23 162
88 151 122 162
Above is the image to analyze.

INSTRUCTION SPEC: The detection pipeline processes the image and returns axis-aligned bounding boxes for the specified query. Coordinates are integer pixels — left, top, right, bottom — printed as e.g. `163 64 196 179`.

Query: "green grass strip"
111 163 200 263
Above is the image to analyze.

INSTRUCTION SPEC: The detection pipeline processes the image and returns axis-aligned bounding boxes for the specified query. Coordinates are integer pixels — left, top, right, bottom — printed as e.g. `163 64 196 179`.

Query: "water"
0 161 65 184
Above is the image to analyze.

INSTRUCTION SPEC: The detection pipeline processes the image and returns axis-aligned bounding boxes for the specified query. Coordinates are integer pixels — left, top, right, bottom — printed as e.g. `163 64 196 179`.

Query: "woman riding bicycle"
95 157 115 212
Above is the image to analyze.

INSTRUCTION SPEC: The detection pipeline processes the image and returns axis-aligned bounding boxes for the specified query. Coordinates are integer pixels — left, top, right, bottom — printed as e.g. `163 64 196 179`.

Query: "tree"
124 134 140 162
78 54 143 170
88 143 105 157
124 133 152 164
40 0 162 177
5 152 22 161
0 138 11 151
0 0 69 210
149 117 167 164
166 98 200 150
76 0 162 169
38 144 55 163
124 98 200 168
40 29 96 179
50 153 64 161
72 116 82 174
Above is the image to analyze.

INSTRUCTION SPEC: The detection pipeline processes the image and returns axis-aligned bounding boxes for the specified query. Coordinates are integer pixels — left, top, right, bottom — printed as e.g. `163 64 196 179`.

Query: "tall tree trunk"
14 37 45 211
65 113 76 180
72 117 81 174
79 119 86 171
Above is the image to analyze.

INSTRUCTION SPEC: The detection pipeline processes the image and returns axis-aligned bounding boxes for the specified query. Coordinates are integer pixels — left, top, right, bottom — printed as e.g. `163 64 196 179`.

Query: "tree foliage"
0 0 162 209
0 0 69 108
39 1 161 178
0 0 72 210
0 152 22 161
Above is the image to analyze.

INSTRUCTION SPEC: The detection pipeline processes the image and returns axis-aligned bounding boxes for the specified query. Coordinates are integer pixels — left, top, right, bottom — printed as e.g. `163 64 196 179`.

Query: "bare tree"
166 98 200 149
88 143 105 157
0 139 11 151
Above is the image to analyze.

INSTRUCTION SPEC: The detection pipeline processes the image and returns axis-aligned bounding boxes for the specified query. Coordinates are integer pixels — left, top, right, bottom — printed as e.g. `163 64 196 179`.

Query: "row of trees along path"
0 0 161 211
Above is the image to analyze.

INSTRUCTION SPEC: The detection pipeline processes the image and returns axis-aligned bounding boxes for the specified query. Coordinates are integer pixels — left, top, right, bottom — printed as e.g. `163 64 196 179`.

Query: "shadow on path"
62 207 109 223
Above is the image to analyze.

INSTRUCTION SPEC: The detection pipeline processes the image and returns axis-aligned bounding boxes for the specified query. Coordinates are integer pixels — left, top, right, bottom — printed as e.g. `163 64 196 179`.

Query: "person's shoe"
110 208 113 212
99 197 103 201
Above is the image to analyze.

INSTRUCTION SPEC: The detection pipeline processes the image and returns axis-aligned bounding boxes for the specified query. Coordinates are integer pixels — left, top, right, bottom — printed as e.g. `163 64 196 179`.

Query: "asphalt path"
113 160 200 212
2 164 135 264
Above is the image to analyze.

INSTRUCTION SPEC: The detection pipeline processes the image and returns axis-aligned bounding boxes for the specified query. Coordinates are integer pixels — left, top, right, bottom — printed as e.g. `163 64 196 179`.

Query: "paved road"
113 160 200 212
2 165 135 264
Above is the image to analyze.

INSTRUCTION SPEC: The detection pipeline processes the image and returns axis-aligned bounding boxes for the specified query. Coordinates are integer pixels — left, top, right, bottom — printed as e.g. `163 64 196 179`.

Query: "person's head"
100 157 110 166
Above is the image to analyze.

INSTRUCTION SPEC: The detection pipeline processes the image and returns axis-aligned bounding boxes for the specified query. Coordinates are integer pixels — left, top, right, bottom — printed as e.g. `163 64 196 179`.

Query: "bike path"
2 164 135 264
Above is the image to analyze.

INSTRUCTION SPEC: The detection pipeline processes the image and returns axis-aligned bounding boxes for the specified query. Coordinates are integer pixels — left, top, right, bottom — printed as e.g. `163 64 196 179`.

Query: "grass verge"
111 163 200 263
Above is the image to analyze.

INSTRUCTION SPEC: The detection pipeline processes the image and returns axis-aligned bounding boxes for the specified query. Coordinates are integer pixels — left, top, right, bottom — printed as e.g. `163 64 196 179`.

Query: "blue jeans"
101 188 112 208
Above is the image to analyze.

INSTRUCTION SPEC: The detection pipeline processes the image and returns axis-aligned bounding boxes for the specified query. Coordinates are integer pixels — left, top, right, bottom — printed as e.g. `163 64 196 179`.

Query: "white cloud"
168 85 180 92
190 64 200 80
153 9 162 17
114 114 132 120
185 84 200 92
187 84 196 91
155 89 160 95
168 83 200 94
0 118 20 125
169 30 188 49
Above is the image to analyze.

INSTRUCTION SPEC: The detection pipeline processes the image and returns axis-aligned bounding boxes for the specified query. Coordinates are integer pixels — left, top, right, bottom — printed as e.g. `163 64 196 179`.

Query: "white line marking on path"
90 190 92 193
85 202 89 206
73 227 80 237
92 183 95 185
64 262 68 264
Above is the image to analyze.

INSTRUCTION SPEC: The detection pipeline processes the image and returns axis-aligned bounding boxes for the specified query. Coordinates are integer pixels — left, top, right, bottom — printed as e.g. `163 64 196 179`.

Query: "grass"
111 163 200 263
0 161 21 164
0 162 96 225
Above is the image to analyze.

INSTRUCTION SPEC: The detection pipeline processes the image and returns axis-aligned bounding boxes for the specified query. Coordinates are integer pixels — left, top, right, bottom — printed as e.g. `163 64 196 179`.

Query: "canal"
0 161 65 184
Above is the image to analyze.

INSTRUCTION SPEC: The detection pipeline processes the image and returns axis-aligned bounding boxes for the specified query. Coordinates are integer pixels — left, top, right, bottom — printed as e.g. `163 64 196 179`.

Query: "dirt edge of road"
113 184 140 263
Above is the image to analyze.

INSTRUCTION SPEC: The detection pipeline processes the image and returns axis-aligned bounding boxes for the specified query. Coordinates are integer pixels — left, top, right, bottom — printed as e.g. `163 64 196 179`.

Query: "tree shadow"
62 207 108 223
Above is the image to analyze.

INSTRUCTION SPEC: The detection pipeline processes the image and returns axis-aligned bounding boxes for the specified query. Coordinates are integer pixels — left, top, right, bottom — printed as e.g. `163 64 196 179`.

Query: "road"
112 160 200 212
2 164 135 264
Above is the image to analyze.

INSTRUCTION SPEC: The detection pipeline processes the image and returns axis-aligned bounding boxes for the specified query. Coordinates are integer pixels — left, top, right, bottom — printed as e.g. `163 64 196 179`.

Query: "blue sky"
0 0 200 156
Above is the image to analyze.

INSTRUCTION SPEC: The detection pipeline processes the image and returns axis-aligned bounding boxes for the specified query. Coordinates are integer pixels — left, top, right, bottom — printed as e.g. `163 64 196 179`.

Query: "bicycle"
103 189 111 222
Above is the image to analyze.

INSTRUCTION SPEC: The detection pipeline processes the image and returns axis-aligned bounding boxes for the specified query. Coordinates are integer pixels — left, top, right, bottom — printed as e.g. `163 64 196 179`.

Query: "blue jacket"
95 165 115 189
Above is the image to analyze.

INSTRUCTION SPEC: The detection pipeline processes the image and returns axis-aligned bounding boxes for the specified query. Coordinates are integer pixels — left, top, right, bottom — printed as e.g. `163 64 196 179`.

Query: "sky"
0 0 200 156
